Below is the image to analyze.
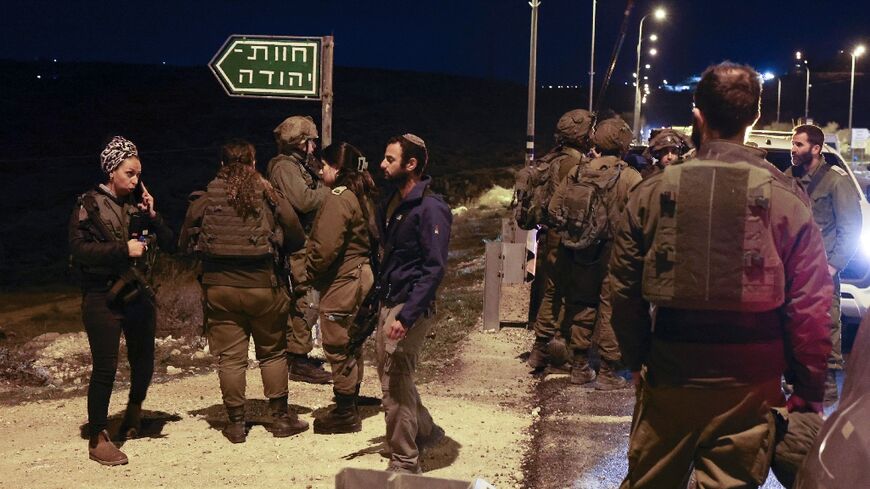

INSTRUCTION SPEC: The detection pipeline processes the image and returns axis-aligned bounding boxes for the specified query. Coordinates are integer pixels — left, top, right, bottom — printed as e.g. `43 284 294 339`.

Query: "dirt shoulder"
0 324 536 489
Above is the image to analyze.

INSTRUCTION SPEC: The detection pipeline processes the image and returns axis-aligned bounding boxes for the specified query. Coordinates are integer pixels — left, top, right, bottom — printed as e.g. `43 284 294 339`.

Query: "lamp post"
589 0 597 111
777 78 782 124
525 0 541 166
632 8 666 143
850 45 866 161
796 51 810 121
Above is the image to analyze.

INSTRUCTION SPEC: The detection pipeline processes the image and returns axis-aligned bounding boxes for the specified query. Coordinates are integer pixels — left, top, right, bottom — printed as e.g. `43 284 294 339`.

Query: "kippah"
402 133 426 148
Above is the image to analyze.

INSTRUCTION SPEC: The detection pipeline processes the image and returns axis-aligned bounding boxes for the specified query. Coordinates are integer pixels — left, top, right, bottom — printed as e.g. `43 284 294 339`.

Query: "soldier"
377 134 451 473
548 116 642 389
179 139 308 443
524 109 595 373
785 124 862 407
302 142 378 434
266 115 332 384
69 136 175 465
641 128 692 178
610 62 832 488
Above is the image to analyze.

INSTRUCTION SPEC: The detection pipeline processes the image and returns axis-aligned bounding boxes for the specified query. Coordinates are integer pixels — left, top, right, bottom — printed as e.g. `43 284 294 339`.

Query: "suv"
749 131 870 335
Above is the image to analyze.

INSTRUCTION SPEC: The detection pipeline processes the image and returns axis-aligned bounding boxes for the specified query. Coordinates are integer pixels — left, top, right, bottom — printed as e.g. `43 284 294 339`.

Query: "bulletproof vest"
196 178 279 259
512 147 582 230
642 160 785 311
72 191 133 277
549 157 622 250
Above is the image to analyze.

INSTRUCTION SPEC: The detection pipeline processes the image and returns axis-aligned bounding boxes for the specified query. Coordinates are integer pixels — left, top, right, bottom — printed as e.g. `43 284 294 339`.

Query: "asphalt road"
523 372 789 489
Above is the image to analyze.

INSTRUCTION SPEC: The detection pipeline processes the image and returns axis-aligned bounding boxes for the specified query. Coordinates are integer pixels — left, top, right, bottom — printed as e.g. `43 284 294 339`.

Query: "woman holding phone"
68 136 174 465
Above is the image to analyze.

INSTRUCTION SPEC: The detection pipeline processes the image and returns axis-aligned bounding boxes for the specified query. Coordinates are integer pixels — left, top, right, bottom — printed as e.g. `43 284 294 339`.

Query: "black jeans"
82 291 156 437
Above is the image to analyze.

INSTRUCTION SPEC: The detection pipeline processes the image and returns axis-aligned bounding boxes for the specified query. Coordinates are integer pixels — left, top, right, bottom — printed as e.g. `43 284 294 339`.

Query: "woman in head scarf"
68 136 175 465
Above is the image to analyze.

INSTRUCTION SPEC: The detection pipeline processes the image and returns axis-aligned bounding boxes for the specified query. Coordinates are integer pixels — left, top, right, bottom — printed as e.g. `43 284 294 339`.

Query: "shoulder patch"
332 186 348 195
831 165 847 176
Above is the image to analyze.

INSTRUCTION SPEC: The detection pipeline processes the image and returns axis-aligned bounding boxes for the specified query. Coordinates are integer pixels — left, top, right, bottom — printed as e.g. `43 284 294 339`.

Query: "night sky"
3 0 868 84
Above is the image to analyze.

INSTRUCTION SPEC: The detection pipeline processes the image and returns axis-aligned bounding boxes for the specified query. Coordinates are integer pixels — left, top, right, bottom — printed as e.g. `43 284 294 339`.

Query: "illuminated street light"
763 72 775 81
849 44 866 159
645 64 651 69
795 51 802 60
649 34 658 42
633 7 667 142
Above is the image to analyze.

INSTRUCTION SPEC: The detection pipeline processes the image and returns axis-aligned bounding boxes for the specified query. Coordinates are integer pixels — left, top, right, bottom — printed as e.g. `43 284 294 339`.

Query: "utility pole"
588 0 597 111
525 0 541 166
776 78 781 124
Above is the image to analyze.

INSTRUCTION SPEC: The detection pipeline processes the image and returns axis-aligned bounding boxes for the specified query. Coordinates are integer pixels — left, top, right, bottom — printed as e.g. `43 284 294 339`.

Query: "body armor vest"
642 160 785 311
196 179 279 259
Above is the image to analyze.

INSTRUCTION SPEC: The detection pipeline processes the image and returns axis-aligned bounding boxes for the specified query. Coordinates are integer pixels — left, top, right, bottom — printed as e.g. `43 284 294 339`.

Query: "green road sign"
209 35 323 99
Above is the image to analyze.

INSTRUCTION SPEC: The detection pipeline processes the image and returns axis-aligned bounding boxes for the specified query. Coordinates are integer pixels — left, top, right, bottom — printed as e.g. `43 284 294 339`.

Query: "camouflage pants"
205 285 290 408
320 264 373 395
621 375 780 489
376 303 436 471
829 275 843 370
568 272 621 363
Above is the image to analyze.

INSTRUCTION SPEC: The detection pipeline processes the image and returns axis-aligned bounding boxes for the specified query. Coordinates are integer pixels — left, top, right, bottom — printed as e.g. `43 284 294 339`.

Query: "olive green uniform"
610 141 833 488
557 156 641 363
531 146 586 341
179 177 305 408
266 151 329 355
785 162 862 371
302 186 375 395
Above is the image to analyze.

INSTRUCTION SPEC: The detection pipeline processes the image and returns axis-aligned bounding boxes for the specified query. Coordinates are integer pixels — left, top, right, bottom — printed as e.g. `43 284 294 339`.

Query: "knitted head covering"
100 136 138 174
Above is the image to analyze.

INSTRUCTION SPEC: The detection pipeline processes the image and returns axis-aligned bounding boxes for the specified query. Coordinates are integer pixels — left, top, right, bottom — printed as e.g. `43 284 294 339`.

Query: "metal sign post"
525 0 541 166
209 34 334 144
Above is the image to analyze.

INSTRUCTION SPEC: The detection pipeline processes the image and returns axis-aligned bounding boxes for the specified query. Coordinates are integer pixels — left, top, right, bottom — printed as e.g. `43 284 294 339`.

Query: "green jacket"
785 161 863 271
266 151 329 233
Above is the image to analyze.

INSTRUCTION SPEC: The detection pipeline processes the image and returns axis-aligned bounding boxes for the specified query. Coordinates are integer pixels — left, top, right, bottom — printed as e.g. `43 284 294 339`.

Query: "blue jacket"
377 176 452 328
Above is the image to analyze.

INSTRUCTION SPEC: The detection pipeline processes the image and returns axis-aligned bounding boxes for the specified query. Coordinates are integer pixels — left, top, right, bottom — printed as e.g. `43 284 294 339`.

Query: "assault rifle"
338 282 382 377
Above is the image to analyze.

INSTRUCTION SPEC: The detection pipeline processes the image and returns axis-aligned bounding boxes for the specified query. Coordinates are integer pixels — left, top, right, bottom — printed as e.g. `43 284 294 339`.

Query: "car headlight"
862 229 870 258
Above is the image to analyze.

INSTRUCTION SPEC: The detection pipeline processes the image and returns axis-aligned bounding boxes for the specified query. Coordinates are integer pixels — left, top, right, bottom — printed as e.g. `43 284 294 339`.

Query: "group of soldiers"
517 61 862 488
71 117 451 475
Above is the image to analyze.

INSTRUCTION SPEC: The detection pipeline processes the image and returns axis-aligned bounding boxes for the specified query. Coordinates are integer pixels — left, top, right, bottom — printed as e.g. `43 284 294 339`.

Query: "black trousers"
82 291 156 437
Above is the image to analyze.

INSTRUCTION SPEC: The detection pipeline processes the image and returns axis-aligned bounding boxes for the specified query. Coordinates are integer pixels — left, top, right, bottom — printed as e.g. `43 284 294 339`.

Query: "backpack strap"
805 163 831 196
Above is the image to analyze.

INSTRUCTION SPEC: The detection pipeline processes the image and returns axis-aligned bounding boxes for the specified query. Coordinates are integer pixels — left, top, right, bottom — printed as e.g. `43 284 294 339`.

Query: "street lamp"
849 44 866 160
796 51 810 121
633 7 667 142
589 0 597 111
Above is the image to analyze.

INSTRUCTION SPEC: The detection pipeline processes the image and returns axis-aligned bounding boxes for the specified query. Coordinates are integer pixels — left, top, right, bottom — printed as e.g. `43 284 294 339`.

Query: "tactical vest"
512 147 582 230
196 179 280 259
549 156 622 250
642 160 785 311
72 191 132 277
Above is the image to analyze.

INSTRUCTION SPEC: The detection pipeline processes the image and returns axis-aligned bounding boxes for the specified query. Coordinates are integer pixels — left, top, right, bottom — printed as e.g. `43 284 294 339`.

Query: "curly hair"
216 139 275 218
321 142 379 242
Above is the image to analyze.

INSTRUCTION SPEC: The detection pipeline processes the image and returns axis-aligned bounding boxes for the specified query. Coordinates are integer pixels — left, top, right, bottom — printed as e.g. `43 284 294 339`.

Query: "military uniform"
179 172 308 442
610 140 833 488
785 162 862 383
69 184 174 463
525 109 595 370
303 186 375 398
552 154 641 387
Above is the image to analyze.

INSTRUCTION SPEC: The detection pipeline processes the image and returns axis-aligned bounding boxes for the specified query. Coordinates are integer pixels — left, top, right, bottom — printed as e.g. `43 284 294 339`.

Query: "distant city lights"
763 72 775 81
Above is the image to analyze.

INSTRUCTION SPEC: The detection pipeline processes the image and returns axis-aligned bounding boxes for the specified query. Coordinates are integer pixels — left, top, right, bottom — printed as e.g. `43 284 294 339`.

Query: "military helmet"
646 128 691 158
555 109 595 148
273 115 319 145
591 116 633 154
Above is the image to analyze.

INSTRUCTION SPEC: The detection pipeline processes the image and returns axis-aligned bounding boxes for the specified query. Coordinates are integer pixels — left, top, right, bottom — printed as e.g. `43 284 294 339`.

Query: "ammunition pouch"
106 268 155 307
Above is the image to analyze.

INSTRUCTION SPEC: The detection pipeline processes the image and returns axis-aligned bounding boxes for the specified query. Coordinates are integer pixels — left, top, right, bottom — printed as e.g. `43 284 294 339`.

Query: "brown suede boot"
266 396 309 437
88 430 128 466
222 405 247 443
527 338 549 370
288 354 332 384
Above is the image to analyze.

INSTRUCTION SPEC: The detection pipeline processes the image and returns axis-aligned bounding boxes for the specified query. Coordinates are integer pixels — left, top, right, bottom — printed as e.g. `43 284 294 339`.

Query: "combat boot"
570 353 597 385
527 337 549 370
88 430 128 466
595 360 628 391
314 390 361 434
222 404 247 443
119 401 142 439
267 396 309 437
288 353 332 384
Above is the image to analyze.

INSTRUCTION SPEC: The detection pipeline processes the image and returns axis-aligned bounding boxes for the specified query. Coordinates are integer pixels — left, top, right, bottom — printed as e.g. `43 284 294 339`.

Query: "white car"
749 130 870 335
